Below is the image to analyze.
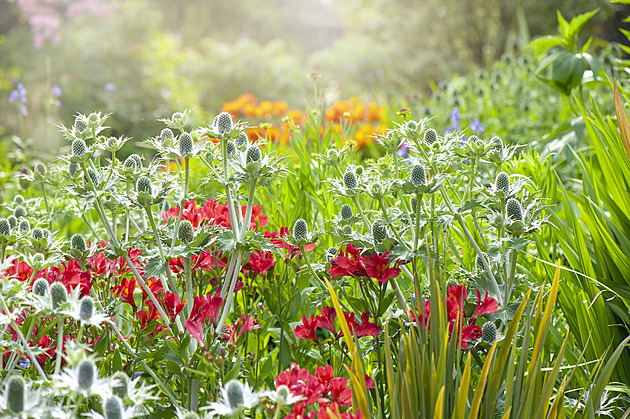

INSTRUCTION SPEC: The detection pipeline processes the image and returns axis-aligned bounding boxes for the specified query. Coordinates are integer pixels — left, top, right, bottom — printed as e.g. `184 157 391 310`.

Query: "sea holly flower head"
158 109 192 131
55 357 113 398
207 380 260 417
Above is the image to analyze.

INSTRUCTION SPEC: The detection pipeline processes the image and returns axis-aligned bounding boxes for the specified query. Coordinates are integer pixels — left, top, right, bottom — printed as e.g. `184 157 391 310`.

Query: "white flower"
204 380 259 417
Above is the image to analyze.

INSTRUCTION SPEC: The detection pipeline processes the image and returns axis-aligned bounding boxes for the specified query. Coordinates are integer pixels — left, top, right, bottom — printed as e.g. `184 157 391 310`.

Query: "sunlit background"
0 0 627 154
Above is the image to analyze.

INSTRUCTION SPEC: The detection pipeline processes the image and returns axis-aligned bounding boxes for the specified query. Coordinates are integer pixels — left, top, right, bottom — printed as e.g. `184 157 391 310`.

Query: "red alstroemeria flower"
185 296 213 347
471 289 499 322
163 292 185 319
317 402 364 419
164 199 203 228
410 300 431 329
243 250 276 277
315 306 337 335
328 244 366 279
137 302 164 335
170 250 218 274
460 325 482 349
361 251 401 283
446 284 467 325
295 315 320 344
2 258 34 282
140 277 164 299
112 278 136 308
264 227 316 259
353 312 381 338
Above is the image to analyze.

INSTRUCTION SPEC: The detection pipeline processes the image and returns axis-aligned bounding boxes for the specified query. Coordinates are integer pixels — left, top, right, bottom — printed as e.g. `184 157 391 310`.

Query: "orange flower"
367 103 387 122
287 109 304 125
354 124 376 148
272 101 288 116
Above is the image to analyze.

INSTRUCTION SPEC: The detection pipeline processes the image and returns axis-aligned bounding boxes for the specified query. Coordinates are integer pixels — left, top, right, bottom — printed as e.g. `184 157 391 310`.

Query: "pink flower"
295 315 320 344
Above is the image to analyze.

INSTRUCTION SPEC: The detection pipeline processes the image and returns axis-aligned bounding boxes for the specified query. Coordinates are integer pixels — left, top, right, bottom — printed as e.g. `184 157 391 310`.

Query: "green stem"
54 314 65 375
352 195 372 233
40 181 53 230
378 197 409 250
170 157 190 254
145 206 177 293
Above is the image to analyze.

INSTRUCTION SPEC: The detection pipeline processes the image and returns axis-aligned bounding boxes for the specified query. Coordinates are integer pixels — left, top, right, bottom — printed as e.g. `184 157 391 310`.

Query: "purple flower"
19 104 29 117
19 359 30 368
450 107 460 129
470 119 485 134
9 82 27 104
9 90 19 103
104 82 116 92
51 85 62 98
397 143 409 158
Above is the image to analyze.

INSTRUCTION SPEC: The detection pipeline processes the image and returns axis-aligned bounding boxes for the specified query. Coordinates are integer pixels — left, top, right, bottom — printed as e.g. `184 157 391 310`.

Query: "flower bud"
160 128 174 142
246 145 261 163
506 198 523 222
50 281 68 309
75 116 87 132
235 132 248 148
491 136 503 154
84 167 99 187
178 220 194 243
79 296 95 320
122 156 137 173
14 206 26 219
68 162 79 177
179 132 194 156
6 375 25 414
293 219 308 242
104 396 124 419
71 234 87 252
225 380 245 409
111 371 130 399
216 112 234 135
34 162 47 176
343 171 357 190
33 278 49 297
340 204 353 220
72 138 87 158
410 165 426 186
372 221 387 244
0 219 10 236
226 140 236 157
481 321 497 343
8 215 17 229
77 358 96 389
475 252 489 271
19 219 30 233
32 227 44 241
424 128 437 145
495 172 509 195
87 113 99 129
136 175 153 206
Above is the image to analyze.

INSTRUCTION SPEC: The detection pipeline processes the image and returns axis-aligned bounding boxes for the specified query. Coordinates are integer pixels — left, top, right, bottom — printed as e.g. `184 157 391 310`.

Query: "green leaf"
527 35 566 57
568 8 600 41
165 359 181 376
144 256 164 279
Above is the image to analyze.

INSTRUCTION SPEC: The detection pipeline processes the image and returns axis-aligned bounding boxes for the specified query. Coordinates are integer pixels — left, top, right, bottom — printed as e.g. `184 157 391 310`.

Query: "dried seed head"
216 112 234 135
77 358 96 389
79 296 95 320
50 281 68 309
343 171 357 190
340 204 353 220
235 132 248 148
33 278 49 297
293 219 308 242
14 206 26 219
225 380 245 409
103 396 124 419
246 145 262 163
506 198 523 222
19 219 30 233
71 234 87 252
424 128 437 145
372 221 387 244
8 215 17 229
6 375 25 414
410 165 426 186
481 322 497 343
72 138 87 158
0 219 10 236
179 132 194 156
178 220 194 243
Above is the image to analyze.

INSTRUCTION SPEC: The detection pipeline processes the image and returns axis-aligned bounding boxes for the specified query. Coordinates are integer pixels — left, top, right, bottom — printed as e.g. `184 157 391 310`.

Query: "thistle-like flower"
235 132 248 148
50 281 68 310
410 165 426 186
506 198 523 222
56 357 113 398
495 172 509 195
206 380 260 417
340 204 353 220
266 384 304 406
33 278 49 297
0 219 10 236
481 322 497 343
14 206 26 219
293 219 308 243
71 233 87 253
246 145 262 164
215 112 234 135
136 175 153 207
178 132 194 157
343 170 357 190
178 220 195 243
7 215 17 229
72 138 87 158
424 128 437 145
372 221 387 245
18 219 30 233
